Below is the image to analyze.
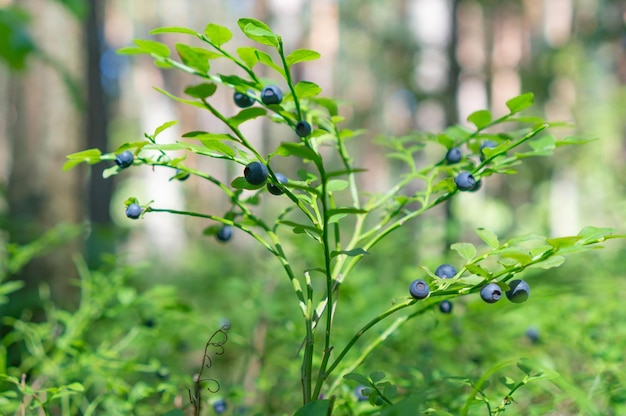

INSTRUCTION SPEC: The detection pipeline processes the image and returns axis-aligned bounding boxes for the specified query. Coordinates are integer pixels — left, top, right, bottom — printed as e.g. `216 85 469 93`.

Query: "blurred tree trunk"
6 0 85 308
85 0 114 267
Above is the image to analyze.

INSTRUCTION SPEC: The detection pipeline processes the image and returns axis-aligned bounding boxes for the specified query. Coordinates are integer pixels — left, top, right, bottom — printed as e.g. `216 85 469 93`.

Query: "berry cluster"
409 262 531 311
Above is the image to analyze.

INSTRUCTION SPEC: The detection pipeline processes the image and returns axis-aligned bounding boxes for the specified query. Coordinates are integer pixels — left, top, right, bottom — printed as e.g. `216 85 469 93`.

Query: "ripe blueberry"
267 172 288 195
409 279 430 299
115 150 134 169
505 279 530 303
480 283 502 303
244 161 269 185
233 91 255 108
125 203 142 219
454 171 476 191
261 85 283 105
446 147 462 164
439 300 453 314
469 179 483 192
213 399 227 414
480 140 497 161
435 264 457 279
354 385 368 402
216 225 232 242
295 120 312 137
526 326 539 343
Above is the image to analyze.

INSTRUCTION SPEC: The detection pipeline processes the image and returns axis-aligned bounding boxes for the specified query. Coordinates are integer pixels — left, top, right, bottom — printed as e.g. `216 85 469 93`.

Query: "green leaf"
253 49 286 78
237 18 279 47
116 46 145 55
133 39 170 57
237 46 260 68
464 265 491 278
499 376 517 389
344 373 371 385
529 135 556 152
153 120 178 138
546 236 582 249
577 226 616 244
64 148 102 170
294 81 322 98
527 255 565 269
505 93 534 114
150 26 198 36
294 399 331 416
176 43 209 73
231 177 264 190
326 179 348 192
153 87 207 110
451 242 476 262
330 248 368 258
370 371 386 383
197 139 235 157
467 109 492 130
103 165 120 179
286 49 321 66
228 108 267 127
220 74 257 89
204 23 232 46
498 247 532 265
328 207 368 221
457 274 485 286
273 143 322 166
278 220 322 236
312 97 339 116
184 83 217 99
476 228 499 249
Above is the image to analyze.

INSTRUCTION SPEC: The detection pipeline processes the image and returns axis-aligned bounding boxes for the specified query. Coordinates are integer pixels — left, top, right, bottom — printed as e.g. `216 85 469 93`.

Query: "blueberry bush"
52 17 625 415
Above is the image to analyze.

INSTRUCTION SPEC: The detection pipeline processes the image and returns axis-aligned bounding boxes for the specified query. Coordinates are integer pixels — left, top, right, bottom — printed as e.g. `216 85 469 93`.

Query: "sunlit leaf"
184 83 217 99
451 242 476 262
467 109 492 130
153 120 178 138
237 46 260 68
476 228 499 249
150 26 198 36
176 43 209 73
294 81 322 98
237 18 279 47
286 49 321 66
228 108 267 127
506 92 534 114
204 23 232 47
134 39 170 57
527 255 565 269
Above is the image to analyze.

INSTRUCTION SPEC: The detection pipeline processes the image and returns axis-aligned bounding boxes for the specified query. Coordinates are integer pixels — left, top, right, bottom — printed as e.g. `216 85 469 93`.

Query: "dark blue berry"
125 203 142 219
143 318 156 328
213 399 227 414
446 147 462 164
176 168 190 181
261 85 283 105
216 225 232 242
439 300 453 314
409 279 430 299
295 120 312 137
526 326 539 343
480 283 502 303
454 171 476 191
480 140 497 161
115 150 134 169
469 179 483 192
506 279 530 303
354 385 368 401
435 264 457 279
233 91 255 108
267 173 288 195
244 161 269 185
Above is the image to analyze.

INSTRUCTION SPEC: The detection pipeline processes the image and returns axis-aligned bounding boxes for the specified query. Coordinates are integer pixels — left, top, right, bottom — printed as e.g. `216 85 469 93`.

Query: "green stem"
277 39 302 121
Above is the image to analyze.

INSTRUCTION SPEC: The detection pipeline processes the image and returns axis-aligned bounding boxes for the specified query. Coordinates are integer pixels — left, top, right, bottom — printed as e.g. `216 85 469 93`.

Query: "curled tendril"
191 324 231 416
